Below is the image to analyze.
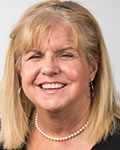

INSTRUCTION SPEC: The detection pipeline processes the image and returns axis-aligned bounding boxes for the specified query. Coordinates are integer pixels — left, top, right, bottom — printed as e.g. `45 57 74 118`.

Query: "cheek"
20 63 39 84
61 62 90 82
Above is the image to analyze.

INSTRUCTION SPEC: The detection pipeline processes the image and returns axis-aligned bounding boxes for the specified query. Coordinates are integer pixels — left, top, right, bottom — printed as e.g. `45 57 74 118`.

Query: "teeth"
41 83 65 89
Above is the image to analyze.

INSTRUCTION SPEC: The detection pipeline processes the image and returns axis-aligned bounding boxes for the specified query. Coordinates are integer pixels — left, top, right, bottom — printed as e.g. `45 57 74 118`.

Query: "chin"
40 102 65 113
36 99 67 113
45 106 63 113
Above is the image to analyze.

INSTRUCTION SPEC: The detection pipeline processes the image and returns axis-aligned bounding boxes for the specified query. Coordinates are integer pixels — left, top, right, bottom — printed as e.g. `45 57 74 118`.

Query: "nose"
40 57 60 76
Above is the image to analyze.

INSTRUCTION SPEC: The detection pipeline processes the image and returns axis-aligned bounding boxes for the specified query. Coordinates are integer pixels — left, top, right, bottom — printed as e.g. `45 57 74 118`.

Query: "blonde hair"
0 0 119 149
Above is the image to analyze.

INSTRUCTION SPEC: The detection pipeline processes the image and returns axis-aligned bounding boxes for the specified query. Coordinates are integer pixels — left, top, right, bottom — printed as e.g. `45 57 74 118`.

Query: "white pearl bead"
77 131 80 134
35 113 89 142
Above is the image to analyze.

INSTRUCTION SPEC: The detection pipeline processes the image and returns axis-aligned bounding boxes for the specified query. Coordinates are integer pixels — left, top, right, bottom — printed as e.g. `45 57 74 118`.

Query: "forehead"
39 23 74 50
24 23 76 54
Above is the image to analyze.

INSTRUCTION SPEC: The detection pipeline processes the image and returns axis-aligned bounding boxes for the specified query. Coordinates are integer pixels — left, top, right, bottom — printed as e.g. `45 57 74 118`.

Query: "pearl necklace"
35 112 89 142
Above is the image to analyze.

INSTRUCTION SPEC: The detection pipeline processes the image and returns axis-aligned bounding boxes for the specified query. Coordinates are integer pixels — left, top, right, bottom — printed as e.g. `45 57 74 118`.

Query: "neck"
34 100 90 137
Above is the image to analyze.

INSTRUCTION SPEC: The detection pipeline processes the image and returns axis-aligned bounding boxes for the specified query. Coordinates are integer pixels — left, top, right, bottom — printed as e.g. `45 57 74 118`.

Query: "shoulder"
93 132 120 150
92 119 120 150
0 144 26 150
0 144 4 150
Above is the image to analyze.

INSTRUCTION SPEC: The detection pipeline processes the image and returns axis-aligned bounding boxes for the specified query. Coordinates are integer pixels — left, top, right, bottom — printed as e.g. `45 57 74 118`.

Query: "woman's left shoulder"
92 118 120 150
92 133 120 150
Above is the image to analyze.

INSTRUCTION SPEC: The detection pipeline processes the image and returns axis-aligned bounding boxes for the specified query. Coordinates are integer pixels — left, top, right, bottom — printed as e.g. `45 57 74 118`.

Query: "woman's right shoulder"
0 143 26 150
0 144 4 150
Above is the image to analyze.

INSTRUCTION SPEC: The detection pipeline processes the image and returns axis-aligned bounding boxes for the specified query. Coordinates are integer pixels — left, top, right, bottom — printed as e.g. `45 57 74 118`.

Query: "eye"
28 53 44 60
25 50 44 60
29 55 42 59
59 53 73 58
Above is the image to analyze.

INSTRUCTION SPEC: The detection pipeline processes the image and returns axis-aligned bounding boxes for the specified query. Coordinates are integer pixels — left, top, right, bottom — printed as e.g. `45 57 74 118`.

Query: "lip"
36 81 68 94
38 81 67 86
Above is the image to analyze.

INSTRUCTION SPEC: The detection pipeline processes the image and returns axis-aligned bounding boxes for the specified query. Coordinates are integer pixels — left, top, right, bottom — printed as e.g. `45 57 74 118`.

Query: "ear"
16 56 22 77
89 62 98 82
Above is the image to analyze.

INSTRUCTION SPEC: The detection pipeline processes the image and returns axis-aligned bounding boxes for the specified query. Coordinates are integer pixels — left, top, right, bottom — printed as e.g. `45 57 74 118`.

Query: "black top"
0 130 120 150
92 131 120 150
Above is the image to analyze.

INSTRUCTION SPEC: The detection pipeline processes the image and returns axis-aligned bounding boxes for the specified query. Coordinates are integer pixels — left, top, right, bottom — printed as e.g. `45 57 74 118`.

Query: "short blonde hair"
0 0 119 149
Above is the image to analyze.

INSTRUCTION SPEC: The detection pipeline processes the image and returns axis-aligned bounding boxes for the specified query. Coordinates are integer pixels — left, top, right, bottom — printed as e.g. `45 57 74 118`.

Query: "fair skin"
20 23 97 150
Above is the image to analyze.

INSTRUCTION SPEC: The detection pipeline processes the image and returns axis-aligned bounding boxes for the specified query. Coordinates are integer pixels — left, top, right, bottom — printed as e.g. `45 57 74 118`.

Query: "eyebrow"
25 47 75 56
26 49 43 54
55 47 74 53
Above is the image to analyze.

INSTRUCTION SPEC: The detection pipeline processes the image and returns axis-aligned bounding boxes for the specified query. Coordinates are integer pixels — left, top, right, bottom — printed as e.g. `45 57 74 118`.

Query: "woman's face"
20 23 97 112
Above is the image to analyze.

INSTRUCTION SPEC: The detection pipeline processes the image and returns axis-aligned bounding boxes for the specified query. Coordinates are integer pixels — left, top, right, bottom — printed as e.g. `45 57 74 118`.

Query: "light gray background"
0 0 120 94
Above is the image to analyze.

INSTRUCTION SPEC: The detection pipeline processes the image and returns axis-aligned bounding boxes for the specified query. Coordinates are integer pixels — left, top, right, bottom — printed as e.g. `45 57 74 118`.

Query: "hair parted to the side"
0 0 120 149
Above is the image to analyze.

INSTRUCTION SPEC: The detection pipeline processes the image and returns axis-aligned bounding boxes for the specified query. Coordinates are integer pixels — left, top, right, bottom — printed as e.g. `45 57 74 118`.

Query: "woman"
0 0 120 149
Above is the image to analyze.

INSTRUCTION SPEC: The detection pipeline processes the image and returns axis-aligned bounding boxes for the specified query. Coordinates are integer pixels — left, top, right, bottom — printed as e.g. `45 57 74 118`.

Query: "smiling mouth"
39 83 67 90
